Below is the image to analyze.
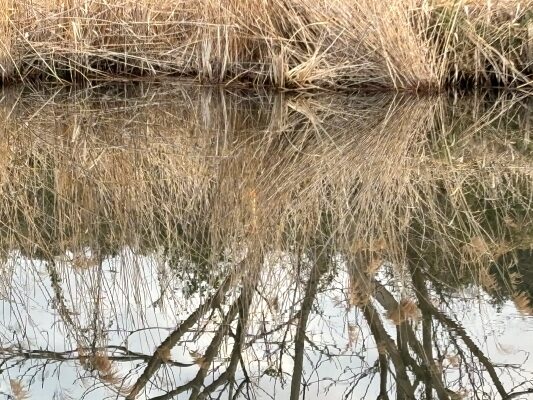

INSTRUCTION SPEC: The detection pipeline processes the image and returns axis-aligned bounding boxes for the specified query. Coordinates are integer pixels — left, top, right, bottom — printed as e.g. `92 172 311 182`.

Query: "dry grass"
0 0 530 90
428 0 533 88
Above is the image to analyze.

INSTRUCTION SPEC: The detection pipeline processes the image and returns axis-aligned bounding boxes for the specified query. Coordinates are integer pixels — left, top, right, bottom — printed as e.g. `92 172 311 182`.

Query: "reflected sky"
0 84 532 400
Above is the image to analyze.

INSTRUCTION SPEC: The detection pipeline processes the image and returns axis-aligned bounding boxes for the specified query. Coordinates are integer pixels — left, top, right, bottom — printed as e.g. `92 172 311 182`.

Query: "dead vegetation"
0 0 531 90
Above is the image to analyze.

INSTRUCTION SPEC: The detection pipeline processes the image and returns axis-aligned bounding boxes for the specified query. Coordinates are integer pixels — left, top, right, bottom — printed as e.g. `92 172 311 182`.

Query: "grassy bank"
0 0 531 91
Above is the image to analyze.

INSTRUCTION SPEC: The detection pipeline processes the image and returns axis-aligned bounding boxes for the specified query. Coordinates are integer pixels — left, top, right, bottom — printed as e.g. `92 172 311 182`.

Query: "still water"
0 84 532 400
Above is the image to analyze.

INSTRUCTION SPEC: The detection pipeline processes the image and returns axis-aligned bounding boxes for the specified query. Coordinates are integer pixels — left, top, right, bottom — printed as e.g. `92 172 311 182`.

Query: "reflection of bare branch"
290 249 330 400
149 268 260 400
127 265 244 399
410 266 529 399
378 352 390 400
196 272 257 400
372 279 449 399
421 308 434 400
152 303 240 400
0 346 193 367
506 389 533 399
46 261 79 338
361 302 415 399
246 313 300 347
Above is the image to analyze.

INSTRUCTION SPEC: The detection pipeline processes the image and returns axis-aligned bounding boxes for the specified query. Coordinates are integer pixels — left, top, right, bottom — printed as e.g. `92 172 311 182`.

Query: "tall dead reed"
0 0 530 90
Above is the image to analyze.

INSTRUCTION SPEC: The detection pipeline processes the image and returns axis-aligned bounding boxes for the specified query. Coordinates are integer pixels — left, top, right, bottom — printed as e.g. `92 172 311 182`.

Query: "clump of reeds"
0 0 530 91
427 0 533 88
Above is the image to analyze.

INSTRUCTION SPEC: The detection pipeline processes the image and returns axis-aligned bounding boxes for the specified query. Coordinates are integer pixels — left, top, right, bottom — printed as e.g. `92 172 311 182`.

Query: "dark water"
0 84 532 399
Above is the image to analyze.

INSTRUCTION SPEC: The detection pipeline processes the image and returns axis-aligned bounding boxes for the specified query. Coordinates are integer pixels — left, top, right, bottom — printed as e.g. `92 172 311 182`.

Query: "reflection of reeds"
513 291 533 315
0 86 530 265
0 85 532 398
0 85 532 318
9 379 29 400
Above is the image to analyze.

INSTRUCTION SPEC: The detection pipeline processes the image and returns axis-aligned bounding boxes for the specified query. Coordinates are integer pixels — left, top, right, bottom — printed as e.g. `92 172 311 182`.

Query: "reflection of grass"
0 87 532 398
0 86 531 301
9 380 29 400
0 1 531 90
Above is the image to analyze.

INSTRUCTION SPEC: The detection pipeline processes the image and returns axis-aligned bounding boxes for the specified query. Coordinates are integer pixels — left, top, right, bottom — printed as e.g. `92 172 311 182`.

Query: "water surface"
0 85 532 400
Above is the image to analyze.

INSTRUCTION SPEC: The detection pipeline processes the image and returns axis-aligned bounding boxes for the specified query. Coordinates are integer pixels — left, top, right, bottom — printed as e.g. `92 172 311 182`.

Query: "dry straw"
0 0 530 90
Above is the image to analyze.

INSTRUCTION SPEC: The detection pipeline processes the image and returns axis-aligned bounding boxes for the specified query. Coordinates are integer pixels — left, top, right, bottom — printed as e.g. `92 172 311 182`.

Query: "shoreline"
0 0 531 92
